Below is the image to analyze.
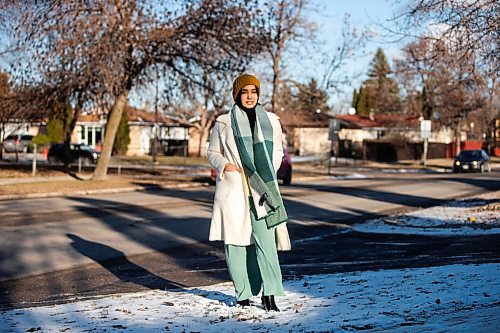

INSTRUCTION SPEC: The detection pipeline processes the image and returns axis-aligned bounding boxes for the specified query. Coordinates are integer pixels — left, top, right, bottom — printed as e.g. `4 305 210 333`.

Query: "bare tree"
3 0 269 179
168 69 235 157
392 0 499 76
395 37 489 154
0 72 53 141
276 12 368 118
0 72 13 140
263 0 314 114
320 14 369 95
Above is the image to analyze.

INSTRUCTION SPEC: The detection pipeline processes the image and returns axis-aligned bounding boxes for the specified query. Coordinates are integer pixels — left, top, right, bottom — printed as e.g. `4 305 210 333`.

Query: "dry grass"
0 167 65 179
0 178 137 195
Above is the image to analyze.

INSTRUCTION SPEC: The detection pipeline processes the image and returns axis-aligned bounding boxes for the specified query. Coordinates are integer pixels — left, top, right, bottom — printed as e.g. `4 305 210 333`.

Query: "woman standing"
207 74 291 311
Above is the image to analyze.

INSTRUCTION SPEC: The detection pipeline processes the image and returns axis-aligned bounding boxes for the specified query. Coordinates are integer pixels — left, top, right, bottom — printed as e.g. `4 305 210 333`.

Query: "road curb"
0 181 208 201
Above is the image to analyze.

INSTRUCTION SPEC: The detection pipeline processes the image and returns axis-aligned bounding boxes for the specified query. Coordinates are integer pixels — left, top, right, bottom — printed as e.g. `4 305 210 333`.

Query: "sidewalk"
0 174 205 201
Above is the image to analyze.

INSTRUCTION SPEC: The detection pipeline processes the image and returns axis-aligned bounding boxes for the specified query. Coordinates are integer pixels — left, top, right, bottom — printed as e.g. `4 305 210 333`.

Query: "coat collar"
216 104 279 128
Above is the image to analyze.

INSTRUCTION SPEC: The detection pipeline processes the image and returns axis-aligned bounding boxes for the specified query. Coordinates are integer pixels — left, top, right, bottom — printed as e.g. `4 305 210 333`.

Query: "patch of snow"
1 264 499 332
332 173 368 180
353 196 500 236
381 168 446 174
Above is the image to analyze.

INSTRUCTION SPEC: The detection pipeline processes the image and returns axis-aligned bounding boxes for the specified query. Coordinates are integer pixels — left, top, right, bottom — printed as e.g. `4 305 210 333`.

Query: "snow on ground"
332 173 368 180
353 191 500 236
1 264 499 333
380 168 447 174
1 191 498 332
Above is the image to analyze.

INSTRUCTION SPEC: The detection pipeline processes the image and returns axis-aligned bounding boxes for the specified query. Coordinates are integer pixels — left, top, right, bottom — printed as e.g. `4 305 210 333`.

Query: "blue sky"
304 0 406 110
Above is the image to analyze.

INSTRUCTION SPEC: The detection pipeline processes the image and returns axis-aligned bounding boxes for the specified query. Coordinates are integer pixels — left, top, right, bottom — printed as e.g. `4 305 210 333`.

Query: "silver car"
2 134 34 153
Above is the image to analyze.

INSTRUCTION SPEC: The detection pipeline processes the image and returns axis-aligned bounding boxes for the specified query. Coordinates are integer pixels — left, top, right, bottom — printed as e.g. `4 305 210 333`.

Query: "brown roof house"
278 110 331 156
126 107 189 156
71 112 106 149
72 106 189 156
334 113 454 161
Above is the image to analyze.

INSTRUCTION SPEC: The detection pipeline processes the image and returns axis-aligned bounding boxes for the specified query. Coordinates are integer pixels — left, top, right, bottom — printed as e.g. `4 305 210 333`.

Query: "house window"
95 127 103 146
80 125 87 144
87 127 93 145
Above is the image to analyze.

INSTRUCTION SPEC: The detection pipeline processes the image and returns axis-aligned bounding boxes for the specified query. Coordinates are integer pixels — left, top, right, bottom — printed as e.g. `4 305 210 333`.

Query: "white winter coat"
207 111 284 246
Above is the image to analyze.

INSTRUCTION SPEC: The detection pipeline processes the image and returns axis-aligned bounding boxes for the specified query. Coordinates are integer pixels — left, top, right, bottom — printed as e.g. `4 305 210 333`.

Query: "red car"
277 146 293 185
210 147 292 185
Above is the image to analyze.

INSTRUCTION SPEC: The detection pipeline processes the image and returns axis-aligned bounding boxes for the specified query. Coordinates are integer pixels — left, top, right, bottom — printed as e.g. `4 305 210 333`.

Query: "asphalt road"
0 170 499 309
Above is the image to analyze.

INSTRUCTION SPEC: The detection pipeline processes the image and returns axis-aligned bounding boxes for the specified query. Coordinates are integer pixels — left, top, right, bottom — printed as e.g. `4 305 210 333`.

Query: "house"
1 119 42 141
125 107 189 156
278 110 331 155
72 106 190 156
278 110 456 161
334 114 454 161
493 118 500 156
72 112 106 149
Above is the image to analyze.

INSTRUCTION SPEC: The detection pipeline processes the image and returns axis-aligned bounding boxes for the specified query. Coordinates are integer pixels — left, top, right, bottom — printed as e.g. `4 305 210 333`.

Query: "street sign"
420 119 431 139
329 119 340 141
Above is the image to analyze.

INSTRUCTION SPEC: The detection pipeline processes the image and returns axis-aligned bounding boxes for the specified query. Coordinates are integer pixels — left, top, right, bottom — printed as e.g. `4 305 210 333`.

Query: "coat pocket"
214 171 246 221
215 171 245 200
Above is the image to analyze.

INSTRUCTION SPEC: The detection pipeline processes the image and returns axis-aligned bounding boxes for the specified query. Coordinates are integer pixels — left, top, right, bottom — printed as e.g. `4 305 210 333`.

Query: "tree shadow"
292 182 447 207
66 233 184 291
436 176 500 191
186 288 235 307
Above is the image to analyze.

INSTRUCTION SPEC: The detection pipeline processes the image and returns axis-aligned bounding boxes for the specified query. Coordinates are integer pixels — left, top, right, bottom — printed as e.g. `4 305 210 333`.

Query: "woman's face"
240 84 258 109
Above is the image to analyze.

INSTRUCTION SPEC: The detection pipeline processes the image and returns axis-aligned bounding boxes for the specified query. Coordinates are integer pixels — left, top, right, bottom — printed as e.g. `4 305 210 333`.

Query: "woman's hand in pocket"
224 163 242 173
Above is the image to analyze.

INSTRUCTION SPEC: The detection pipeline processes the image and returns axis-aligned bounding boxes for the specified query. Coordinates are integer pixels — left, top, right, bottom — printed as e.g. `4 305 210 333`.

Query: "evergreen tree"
363 48 401 114
277 84 295 114
356 85 367 116
33 103 71 146
113 108 130 155
367 48 391 79
351 88 358 108
295 78 330 114
47 118 64 142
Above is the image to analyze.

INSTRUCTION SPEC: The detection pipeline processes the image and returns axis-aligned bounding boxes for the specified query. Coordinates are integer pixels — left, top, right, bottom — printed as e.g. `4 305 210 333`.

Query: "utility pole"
420 119 431 166
152 69 160 165
328 118 340 175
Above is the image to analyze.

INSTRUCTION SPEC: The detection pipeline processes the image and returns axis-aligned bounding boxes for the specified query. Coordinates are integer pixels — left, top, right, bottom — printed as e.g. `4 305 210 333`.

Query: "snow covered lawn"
1 264 499 332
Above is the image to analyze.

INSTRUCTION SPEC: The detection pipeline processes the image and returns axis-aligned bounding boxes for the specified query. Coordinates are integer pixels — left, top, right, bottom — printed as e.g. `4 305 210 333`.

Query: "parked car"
277 146 293 185
48 143 100 165
2 134 34 153
209 146 293 185
453 149 491 173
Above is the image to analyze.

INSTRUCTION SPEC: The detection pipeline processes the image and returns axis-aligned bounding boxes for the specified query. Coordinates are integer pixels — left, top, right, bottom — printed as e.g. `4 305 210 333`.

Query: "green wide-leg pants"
224 202 285 301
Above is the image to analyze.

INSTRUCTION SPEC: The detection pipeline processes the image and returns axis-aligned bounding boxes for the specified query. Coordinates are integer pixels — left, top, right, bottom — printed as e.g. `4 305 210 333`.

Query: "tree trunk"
454 122 461 156
271 56 280 114
422 137 428 166
93 91 129 180
63 104 81 171
197 127 211 157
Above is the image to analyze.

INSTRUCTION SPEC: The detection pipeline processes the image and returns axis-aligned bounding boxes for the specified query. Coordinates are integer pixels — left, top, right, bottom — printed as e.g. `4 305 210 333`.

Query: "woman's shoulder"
265 111 280 121
215 111 231 124
257 105 280 120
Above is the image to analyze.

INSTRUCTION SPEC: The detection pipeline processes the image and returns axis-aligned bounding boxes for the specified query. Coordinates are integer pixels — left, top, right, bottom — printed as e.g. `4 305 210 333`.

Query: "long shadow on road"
67 233 182 290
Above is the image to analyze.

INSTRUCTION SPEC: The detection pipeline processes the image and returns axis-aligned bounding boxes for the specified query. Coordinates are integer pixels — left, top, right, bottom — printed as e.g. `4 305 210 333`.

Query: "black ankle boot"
261 295 280 312
237 299 250 307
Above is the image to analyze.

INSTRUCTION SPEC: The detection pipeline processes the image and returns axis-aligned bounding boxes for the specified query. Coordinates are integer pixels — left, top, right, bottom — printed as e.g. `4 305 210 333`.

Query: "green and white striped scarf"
231 104 287 229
